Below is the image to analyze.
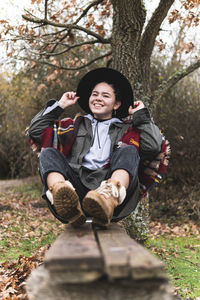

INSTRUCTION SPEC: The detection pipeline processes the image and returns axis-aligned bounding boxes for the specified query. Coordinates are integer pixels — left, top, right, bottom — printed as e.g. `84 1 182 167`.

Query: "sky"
0 0 158 24
0 0 39 71
0 0 30 23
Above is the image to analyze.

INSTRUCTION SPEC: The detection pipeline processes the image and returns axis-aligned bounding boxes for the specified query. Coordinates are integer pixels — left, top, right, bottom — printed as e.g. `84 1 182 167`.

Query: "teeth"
94 104 103 108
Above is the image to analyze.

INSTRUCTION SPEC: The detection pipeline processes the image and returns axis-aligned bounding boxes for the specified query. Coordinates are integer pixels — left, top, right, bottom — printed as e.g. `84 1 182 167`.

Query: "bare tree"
1 0 198 107
2 0 200 238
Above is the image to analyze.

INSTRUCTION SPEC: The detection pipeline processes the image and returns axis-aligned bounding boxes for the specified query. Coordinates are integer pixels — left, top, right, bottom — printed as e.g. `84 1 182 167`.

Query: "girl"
27 68 162 227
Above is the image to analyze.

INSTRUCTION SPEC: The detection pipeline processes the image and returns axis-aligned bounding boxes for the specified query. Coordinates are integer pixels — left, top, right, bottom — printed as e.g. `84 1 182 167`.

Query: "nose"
94 94 103 102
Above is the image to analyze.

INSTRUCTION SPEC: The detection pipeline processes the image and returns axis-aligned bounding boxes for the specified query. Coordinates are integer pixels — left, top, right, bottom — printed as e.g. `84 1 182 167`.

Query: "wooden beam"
44 224 103 282
95 223 166 280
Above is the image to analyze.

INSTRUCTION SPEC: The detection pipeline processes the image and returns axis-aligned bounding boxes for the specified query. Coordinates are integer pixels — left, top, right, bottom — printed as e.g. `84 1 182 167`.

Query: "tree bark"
111 0 151 105
111 0 175 107
139 0 175 100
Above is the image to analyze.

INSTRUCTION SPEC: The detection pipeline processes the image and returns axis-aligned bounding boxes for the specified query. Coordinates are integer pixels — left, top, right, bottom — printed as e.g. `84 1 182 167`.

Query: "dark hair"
108 82 121 103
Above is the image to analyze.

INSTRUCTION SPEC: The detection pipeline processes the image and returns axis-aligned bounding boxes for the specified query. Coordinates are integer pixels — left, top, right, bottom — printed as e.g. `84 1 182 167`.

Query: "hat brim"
76 68 133 118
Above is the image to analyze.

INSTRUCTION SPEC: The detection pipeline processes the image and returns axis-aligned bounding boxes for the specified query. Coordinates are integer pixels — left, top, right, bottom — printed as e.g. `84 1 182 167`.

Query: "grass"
147 235 200 299
1 179 200 299
0 230 58 261
11 180 43 199
0 179 64 262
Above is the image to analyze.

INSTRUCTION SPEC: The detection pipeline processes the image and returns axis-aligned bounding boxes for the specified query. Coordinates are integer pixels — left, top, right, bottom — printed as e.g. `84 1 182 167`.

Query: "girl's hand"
58 92 79 109
128 101 145 115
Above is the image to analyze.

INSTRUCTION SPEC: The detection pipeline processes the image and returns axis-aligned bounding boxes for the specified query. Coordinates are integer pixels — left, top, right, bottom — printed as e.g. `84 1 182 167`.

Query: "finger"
66 91 75 99
68 92 74 99
134 101 140 107
71 92 76 98
74 96 80 103
128 105 133 112
65 92 71 99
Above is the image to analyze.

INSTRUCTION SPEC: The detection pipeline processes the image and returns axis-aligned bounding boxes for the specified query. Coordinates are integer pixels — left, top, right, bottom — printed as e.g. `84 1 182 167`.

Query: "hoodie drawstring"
92 121 101 149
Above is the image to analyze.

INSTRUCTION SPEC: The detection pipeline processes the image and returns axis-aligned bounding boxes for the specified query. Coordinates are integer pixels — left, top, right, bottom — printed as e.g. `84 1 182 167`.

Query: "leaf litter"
0 180 200 299
0 181 64 299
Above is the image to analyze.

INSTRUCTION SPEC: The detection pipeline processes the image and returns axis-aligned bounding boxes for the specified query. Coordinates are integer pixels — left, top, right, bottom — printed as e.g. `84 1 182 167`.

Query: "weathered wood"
95 223 131 278
95 223 165 280
44 223 103 282
27 265 173 300
27 222 173 300
129 240 165 280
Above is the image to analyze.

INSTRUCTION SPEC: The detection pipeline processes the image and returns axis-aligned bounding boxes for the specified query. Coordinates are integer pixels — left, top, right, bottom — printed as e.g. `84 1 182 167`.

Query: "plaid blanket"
116 126 171 200
27 115 170 201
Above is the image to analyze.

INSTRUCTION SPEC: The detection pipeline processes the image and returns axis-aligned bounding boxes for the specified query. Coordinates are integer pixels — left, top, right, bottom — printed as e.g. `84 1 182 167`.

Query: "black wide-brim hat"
76 67 133 118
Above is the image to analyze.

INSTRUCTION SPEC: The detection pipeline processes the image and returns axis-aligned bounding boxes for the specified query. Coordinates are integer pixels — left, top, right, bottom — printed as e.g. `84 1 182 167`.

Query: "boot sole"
83 194 109 226
70 214 87 228
54 185 86 226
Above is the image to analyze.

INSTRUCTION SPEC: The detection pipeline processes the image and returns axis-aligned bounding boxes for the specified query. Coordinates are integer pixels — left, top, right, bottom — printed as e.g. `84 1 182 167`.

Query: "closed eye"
102 93 111 98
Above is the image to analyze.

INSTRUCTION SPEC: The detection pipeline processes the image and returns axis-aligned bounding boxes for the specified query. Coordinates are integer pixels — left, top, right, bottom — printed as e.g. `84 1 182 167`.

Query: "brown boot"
49 181 86 227
82 179 126 227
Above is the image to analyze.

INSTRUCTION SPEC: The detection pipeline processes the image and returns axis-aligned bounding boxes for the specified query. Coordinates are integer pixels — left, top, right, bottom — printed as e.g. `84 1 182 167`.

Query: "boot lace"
96 181 119 199
96 181 126 204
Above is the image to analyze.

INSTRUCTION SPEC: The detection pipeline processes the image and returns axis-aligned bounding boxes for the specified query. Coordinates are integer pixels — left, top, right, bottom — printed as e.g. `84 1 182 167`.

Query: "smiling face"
89 82 121 120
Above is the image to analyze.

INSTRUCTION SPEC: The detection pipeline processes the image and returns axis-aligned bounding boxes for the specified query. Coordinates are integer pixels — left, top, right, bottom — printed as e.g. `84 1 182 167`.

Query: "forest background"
0 1 200 298
0 0 199 221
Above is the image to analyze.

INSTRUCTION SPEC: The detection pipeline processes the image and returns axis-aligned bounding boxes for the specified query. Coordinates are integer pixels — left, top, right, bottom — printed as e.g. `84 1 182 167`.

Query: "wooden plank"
129 240 166 280
95 223 166 280
27 265 173 300
95 223 131 278
44 223 103 274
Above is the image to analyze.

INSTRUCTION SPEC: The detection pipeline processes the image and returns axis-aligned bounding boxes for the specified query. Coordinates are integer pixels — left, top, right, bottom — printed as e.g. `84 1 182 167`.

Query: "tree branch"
139 0 175 60
17 51 112 71
22 14 110 43
30 0 105 56
24 9 38 19
42 28 66 37
50 31 72 54
74 0 104 24
45 0 48 19
152 59 200 108
28 39 106 57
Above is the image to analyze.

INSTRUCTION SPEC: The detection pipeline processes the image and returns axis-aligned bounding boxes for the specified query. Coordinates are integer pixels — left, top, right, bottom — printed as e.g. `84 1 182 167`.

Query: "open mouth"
93 103 104 108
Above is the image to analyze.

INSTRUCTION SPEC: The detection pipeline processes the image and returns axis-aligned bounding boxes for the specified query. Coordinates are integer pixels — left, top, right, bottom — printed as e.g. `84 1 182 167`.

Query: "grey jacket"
28 100 162 221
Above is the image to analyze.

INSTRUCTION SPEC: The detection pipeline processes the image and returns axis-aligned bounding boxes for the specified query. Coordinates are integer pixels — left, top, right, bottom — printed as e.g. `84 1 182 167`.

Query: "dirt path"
0 176 40 192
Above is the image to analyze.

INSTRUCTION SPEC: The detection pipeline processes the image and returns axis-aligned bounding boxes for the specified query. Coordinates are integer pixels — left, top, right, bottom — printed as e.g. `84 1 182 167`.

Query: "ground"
0 177 39 192
0 177 199 300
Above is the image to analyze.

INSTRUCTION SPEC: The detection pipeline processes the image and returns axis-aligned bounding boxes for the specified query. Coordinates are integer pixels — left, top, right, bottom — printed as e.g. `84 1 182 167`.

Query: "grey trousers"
39 146 140 222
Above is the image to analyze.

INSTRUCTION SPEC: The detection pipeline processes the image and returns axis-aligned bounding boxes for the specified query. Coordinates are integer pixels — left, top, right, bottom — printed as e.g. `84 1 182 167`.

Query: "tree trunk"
111 0 151 105
111 0 152 239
